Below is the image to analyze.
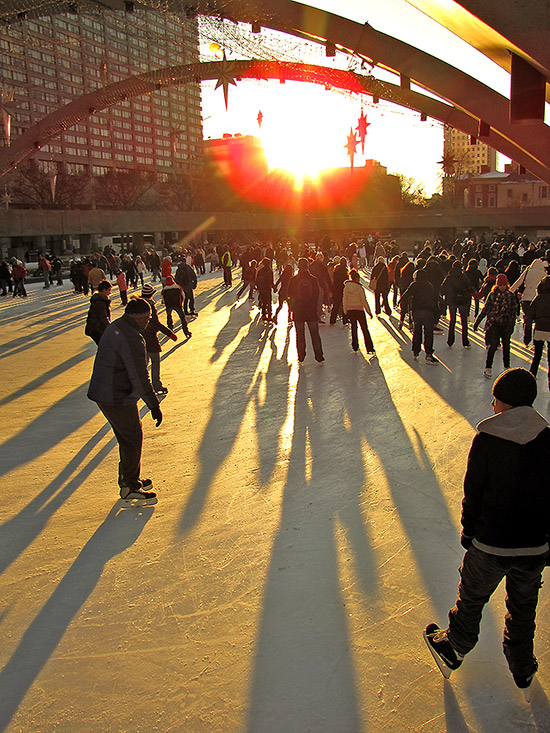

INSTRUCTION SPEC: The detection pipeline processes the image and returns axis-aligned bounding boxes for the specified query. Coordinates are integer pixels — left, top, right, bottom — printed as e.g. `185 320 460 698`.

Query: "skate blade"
423 630 452 679
522 686 532 703
120 496 158 507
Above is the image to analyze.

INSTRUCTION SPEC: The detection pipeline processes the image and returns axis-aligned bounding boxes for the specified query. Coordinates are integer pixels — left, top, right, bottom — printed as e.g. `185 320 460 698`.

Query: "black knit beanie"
492 368 537 407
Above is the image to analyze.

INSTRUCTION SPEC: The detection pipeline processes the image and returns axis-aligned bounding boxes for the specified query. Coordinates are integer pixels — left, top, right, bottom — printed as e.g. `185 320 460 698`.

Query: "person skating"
175 260 198 316
85 280 112 345
424 368 550 701
141 283 177 394
474 274 518 379
87 298 163 505
440 261 472 349
399 268 439 363
525 275 550 390
273 263 294 324
161 275 191 338
342 269 375 354
255 257 275 322
288 258 324 364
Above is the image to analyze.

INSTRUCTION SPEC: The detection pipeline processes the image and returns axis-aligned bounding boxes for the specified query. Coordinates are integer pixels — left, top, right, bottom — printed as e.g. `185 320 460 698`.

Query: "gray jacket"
87 314 159 410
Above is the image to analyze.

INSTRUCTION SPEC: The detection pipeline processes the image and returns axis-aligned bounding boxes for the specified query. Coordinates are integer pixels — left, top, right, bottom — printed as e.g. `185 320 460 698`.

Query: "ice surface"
1 270 549 732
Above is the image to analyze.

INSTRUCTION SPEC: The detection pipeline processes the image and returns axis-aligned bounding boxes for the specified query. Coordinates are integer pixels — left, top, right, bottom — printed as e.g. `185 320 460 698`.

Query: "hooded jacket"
510 259 547 302
462 406 550 555
85 292 111 344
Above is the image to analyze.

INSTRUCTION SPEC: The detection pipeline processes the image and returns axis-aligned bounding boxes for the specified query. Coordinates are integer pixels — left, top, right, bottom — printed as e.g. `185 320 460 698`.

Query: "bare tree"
94 169 157 210
9 163 90 209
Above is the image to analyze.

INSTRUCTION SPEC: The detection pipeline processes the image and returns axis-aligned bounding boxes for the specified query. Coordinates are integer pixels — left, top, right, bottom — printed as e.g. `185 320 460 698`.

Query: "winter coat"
511 259 547 302
332 262 349 295
440 271 472 308
85 293 111 344
342 280 372 315
255 264 274 293
399 271 438 313
370 261 389 294
116 272 127 292
288 270 320 322
161 258 172 278
175 262 197 292
461 406 550 554
87 314 159 410
475 288 517 331
161 282 184 309
142 299 175 353
525 291 550 336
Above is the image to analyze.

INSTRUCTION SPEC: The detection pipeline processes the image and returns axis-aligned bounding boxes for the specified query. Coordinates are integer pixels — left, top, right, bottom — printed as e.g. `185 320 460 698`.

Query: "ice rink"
1 266 550 732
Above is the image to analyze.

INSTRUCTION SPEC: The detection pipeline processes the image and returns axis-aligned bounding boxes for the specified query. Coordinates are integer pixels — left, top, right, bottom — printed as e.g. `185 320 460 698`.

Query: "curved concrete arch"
193 0 550 179
2 58 550 183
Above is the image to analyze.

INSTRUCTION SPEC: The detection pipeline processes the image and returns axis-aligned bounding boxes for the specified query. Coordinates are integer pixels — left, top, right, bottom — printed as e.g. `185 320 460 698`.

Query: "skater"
440 261 472 348
161 275 191 338
175 259 198 316
255 258 275 322
84 280 112 345
370 257 392 316
342 269 375 354
222 248 232 287
424 368 550 700
525 275 550 388
273 263 294 324
141 283 177 394
116 269 128 306
288 258 324 364
399 268 439 363
236 259 257 300
474 274 518 379
87 298 163 505
510 258 547 345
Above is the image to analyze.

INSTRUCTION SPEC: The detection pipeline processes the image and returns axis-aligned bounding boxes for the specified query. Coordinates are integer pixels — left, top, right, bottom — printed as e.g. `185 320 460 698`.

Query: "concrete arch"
2 58 550 183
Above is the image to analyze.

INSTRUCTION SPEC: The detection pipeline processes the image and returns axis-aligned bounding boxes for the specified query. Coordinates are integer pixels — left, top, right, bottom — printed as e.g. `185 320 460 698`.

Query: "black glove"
460 533 473 551
151 405 163 427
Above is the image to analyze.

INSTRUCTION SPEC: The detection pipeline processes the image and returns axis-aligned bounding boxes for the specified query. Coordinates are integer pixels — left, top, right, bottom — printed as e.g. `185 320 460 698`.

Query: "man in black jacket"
88 298 162 505
399 268 439 363
424 369 550 699
288 259 324 364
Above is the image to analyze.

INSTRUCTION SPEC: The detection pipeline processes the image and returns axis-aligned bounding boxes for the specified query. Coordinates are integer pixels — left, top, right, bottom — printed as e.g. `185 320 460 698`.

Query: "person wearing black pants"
342 269 375 353
288 258 324 364
474 274 518 378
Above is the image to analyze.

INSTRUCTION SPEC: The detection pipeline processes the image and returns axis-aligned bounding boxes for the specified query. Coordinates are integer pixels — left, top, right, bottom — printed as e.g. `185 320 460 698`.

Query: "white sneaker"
483 368 492 379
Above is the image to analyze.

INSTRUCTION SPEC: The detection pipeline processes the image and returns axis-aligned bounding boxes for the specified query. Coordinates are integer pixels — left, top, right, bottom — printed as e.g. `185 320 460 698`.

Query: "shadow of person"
247 362 377 732
176 317 291 536
0 503 153 732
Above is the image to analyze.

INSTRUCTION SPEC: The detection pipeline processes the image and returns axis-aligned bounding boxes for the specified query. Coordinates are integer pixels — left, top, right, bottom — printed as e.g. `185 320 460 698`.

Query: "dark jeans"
412 309 434 356
99 402 143 491
258 288 272 320
183 288 195 314
485 323 513 369
448 304 470 346
448 546 547 676
530 340 550 380
166 303 190 336
329 291 346 324
347 310 374 352
375 290 391 316
147 352 163 391
521 300 532 344
295 320 324 362
223 266 232 286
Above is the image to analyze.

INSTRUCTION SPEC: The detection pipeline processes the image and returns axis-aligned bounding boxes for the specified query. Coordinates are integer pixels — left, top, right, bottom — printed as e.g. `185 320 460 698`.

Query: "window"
521 193 528 202
540 186 548 199
507 189 513 198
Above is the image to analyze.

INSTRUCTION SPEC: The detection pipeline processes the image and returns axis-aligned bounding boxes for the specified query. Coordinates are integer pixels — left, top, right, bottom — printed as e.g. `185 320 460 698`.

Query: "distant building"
461 164 550 209
444 127 497 175
0 9 203 181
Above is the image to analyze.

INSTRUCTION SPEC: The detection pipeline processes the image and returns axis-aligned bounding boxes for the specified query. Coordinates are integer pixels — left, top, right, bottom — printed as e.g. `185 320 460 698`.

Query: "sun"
261 129 325 184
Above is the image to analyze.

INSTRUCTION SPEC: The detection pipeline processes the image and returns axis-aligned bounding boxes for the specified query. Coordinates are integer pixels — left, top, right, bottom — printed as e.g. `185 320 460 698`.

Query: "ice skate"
513 661 538 702
424 623 463 679
120 486 158 506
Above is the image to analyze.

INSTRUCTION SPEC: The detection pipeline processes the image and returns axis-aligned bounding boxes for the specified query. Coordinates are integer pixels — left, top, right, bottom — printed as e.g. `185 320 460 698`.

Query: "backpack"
296 275 315 307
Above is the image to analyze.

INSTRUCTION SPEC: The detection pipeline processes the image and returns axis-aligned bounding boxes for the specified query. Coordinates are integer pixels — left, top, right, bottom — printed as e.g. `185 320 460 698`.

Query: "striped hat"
141 283 155 298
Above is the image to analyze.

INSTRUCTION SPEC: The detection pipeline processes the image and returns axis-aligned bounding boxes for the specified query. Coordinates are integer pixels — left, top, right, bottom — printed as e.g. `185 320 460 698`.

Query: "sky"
199 0 512 196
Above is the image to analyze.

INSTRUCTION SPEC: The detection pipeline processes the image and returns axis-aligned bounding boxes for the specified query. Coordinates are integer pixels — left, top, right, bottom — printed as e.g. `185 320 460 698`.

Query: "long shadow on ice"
0 424 117 576
247 360 377 732
176 316 291 534
0 504 153 732
0 383 97 478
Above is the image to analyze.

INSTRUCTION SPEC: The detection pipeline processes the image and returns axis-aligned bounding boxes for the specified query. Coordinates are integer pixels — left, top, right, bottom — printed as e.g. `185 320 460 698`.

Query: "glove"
169 332 177 341
151 405 163 427
460 533 473 551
